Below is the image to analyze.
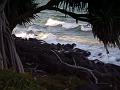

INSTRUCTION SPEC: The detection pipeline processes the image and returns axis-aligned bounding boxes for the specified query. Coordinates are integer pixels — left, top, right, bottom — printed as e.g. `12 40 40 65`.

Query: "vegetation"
0 0 38 72
0 70 40 90
0 70 89 90
0 0 120 89
0 0 120 82
33 0 120 50
37 74 88 90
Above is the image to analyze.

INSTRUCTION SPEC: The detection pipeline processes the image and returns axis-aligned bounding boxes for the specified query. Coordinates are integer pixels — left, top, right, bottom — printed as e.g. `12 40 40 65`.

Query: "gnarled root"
51 50 98 84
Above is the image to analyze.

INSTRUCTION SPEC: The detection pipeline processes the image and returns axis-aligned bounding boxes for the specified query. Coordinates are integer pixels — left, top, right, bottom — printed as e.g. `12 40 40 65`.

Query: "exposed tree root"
51 50 98 84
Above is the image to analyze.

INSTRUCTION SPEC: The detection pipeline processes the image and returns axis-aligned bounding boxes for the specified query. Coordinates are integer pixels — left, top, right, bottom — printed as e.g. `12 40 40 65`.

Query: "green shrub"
0 70 40 90
37 74 88 90
0 70 89 90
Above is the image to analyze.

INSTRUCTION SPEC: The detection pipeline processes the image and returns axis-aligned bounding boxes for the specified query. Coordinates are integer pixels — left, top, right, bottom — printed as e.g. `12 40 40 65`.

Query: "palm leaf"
50 0 88 12
5 0 38 29
50 0 120 50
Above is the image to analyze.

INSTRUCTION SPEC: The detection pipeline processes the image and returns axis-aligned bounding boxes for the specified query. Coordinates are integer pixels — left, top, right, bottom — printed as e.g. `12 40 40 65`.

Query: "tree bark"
0 0 24 72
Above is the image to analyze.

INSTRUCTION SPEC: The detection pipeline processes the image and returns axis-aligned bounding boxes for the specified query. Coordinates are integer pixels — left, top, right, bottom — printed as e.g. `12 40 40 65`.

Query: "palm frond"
49 0 88 12
5 0 38 28
4 0 120 50
88 0 120 50
50 0 120 49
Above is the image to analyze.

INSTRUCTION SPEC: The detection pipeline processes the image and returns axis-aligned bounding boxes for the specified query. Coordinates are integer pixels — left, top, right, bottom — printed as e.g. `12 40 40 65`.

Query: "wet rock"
116 58 120 62
98 53 102 56
14 36 120 90
76 84 100 90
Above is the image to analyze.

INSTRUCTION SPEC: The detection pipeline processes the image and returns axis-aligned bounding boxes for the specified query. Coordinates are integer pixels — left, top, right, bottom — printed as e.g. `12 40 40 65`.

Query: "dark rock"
14 36 120 90
74 48 91 57
116 58 120 62
98 53 102 56
76 84 100 90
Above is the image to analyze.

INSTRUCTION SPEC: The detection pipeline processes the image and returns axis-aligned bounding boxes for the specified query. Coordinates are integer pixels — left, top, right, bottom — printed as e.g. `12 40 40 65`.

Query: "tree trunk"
0 1 24 72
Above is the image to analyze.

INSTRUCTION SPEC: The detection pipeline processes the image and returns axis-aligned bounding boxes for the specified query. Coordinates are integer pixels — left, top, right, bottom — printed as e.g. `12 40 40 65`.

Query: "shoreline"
13 35 120 89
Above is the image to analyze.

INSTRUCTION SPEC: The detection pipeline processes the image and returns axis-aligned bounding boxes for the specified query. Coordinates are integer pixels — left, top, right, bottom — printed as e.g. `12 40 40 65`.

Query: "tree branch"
46 7 89 22
34 5 89 22
12 0 89 28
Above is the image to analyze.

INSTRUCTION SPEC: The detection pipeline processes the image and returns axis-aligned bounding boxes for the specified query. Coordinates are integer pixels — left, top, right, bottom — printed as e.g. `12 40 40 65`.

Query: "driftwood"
51 50 98 84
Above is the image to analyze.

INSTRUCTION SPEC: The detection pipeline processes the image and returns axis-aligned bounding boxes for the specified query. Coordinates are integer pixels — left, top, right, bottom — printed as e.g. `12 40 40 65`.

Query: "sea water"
13 1 120 66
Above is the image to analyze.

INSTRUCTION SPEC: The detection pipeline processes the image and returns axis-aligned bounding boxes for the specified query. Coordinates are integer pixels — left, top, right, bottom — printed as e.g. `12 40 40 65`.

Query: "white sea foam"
13 17 120 66
36 32 58 44
75 43 120 66
31 1 120 65
80 24 92 31
45 18 64 26
15 32 35 39
45 18 91 29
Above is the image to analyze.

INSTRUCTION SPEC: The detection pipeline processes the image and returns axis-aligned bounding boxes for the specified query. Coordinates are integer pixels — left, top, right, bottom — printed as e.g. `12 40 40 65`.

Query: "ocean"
13 0 120 66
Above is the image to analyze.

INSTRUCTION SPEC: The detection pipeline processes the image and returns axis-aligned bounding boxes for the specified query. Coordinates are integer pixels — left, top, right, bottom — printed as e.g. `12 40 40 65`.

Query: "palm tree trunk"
0 1 24 72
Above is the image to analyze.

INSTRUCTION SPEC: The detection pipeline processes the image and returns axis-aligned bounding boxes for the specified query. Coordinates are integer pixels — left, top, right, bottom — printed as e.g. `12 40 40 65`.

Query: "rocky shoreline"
14 36 120 90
